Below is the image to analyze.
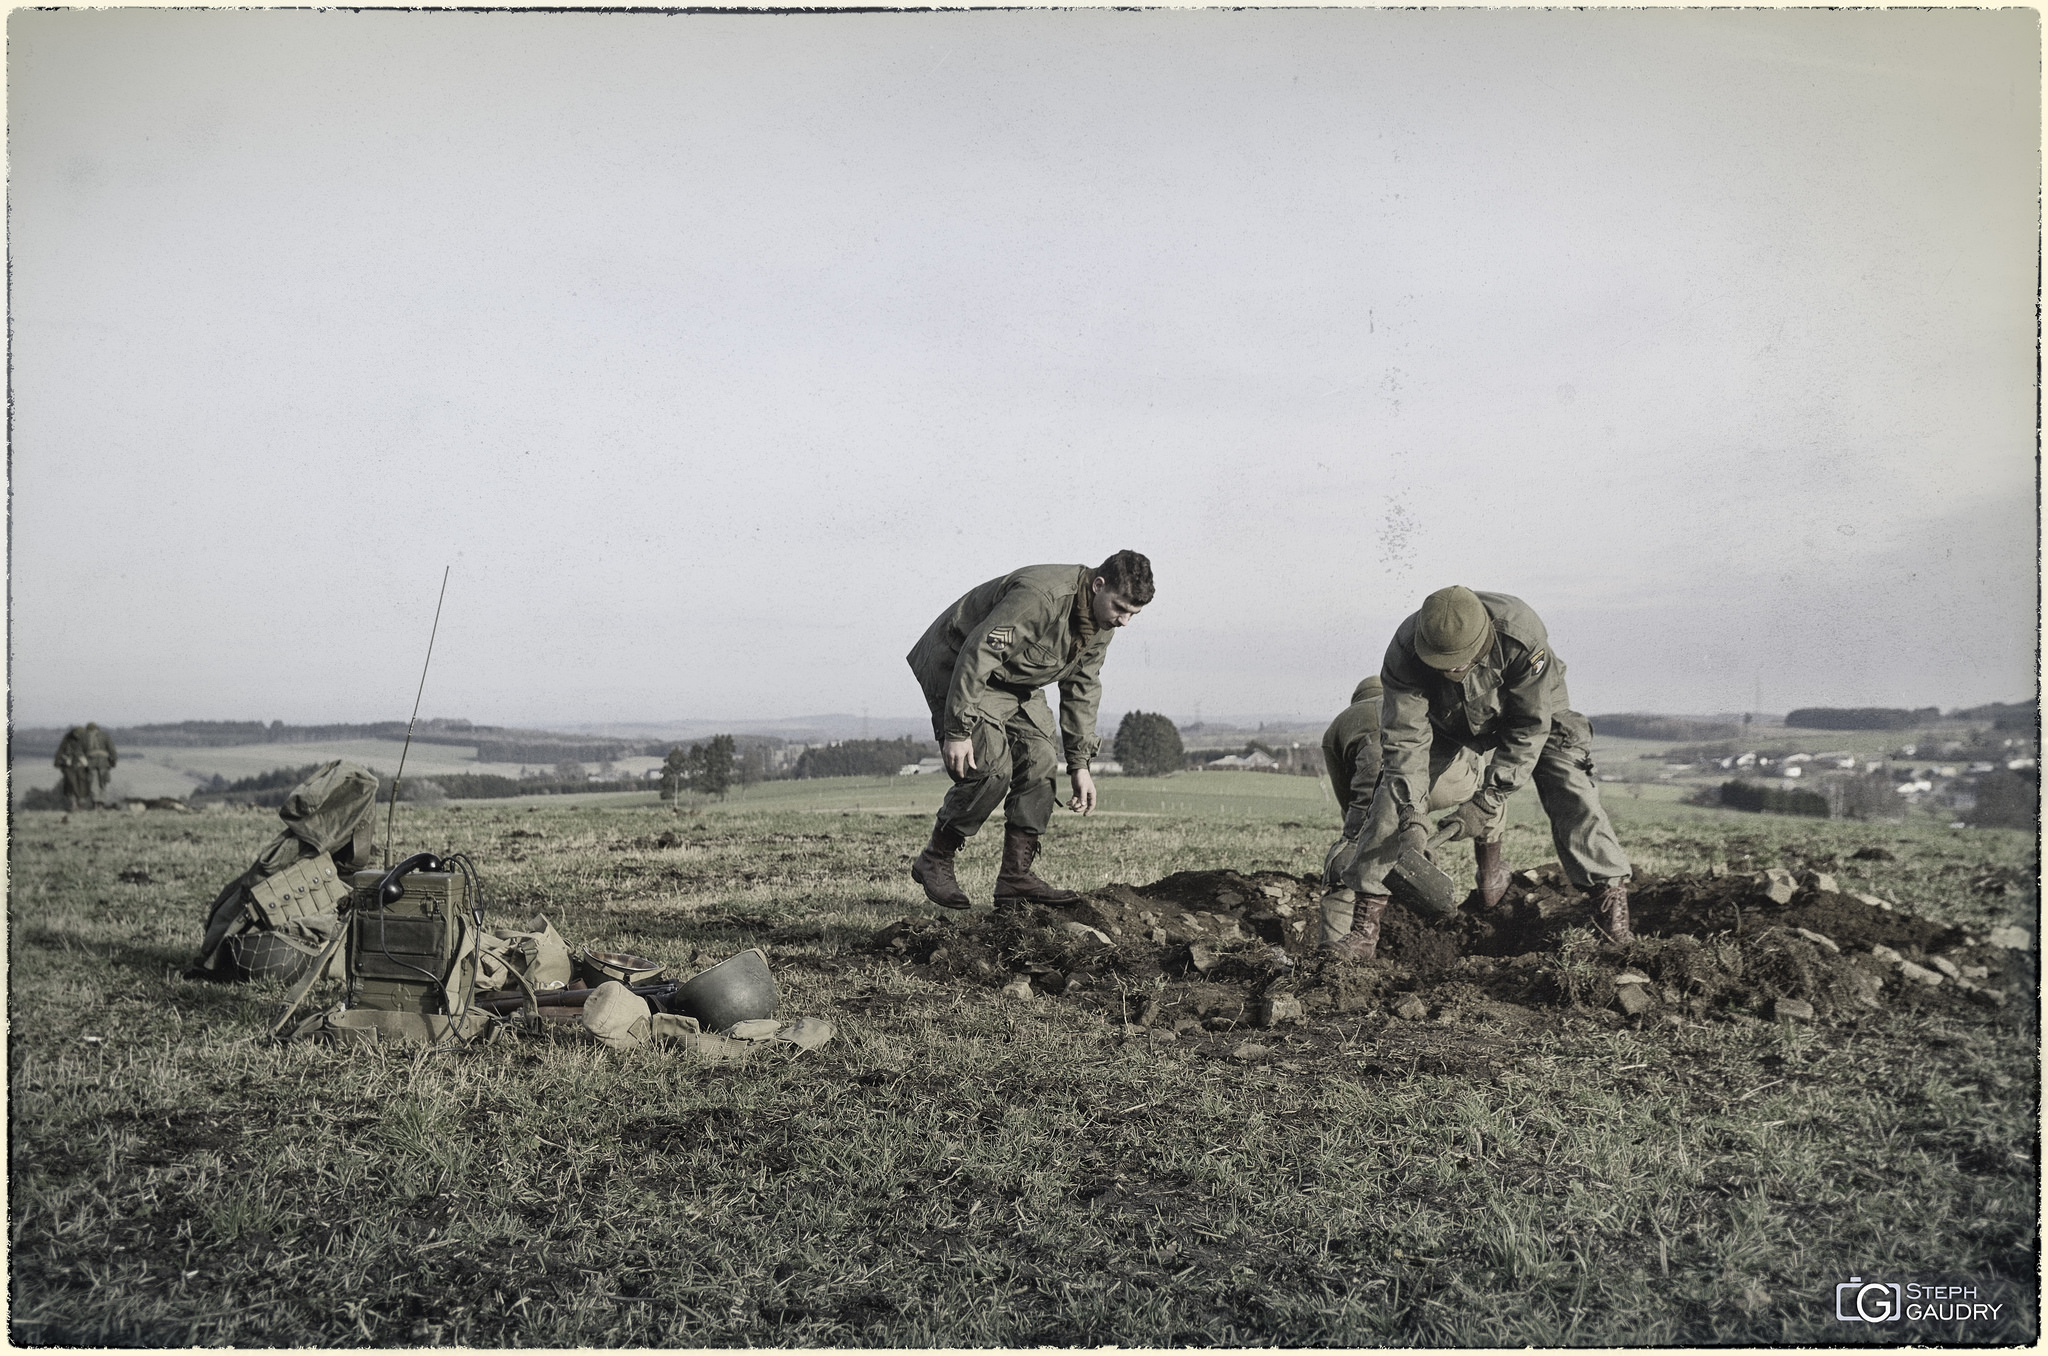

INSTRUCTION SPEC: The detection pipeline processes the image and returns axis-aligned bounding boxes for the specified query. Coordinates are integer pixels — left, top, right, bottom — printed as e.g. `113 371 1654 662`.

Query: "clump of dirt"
864 864 2037 1033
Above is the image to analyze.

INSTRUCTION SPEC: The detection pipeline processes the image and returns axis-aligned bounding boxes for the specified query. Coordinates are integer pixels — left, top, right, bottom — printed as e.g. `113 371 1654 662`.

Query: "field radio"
344 852 482 1019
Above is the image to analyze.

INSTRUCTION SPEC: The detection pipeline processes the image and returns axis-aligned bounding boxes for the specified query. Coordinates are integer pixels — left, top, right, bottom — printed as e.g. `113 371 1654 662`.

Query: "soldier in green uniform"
1324 586 1632 959
906 551 1154 908
54 722 117 810
1319 676 1485 887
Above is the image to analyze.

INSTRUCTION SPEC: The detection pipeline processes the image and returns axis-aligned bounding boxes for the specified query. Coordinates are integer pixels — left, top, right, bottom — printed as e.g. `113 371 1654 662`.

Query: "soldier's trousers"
59 765 94 809
921 681 1059 839
1346 709 1631 895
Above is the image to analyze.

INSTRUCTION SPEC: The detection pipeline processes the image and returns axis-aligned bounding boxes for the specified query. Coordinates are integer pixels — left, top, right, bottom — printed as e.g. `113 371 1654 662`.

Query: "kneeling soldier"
906 551 1153 908
1326 586 1632 959
1320 675 1486 889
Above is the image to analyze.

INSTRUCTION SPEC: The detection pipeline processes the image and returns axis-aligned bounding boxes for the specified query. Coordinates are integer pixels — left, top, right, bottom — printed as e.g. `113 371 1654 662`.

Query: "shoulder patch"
1528 648 1548 677
986 626 1015 652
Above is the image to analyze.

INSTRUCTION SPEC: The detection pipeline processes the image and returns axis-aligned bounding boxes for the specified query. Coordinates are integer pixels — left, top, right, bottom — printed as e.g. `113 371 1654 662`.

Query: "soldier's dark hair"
1095 550 1155 606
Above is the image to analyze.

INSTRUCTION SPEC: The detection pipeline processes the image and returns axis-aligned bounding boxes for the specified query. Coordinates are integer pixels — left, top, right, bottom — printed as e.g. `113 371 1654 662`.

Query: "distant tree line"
1717 779 1830 818
1952 701 2039 732
472 739 668 763
663 735 754 799
1588 714 1740 742
200 763 326 794
1785 707 1943 731
792 737 928 780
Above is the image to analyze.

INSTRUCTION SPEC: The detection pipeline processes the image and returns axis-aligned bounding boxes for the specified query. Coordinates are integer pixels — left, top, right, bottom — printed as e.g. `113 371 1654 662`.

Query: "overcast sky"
10 7 2038 731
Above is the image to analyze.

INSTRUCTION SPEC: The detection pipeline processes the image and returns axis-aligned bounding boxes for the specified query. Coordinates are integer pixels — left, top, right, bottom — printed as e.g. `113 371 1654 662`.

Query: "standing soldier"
906 551 1153 909
1325 586 1632 960
1319 676 1486 887
54 722 118 810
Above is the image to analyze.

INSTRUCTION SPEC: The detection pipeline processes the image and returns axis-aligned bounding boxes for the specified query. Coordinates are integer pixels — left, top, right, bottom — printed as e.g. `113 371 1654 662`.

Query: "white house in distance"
1205 750 1279 771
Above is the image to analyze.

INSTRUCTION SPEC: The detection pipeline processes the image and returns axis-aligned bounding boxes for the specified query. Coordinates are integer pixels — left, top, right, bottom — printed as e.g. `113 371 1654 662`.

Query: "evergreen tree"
1115 711 1184 777
697 734 737 799
660 746 690 801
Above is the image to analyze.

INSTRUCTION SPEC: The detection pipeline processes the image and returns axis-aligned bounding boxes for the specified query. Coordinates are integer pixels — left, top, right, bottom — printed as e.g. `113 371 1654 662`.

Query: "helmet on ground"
226 930 323 984
674 948 779 1031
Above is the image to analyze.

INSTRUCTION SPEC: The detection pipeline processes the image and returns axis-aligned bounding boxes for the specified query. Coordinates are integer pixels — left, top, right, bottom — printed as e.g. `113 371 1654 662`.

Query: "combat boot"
1474 839 1511 909
1591 881 1633 944
1325 893 1389 962
993 825 1082 905
911 824 973 910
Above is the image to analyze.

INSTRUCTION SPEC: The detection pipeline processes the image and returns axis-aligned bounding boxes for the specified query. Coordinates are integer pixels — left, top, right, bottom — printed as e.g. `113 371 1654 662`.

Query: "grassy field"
8 771 2037 1346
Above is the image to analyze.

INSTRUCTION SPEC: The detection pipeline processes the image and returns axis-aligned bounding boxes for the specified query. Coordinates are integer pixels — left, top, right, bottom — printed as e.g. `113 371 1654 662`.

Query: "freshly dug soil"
867 865 2036 1035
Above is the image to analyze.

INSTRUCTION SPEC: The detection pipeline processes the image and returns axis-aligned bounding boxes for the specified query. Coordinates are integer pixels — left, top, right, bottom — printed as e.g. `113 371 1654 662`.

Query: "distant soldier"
54 722 117 810
906 551 1154 909
1325 586 1632 960
1319 676 1485 887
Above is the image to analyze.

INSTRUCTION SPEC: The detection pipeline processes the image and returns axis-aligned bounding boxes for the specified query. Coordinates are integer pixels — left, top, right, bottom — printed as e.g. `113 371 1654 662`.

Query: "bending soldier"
54 722 117 810
1325 586 1632 960
906 551 1153 909
1319 675 1486 888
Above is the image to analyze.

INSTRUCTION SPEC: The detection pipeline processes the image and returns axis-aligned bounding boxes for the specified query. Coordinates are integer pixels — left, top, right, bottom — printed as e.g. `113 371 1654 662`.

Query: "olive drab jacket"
55 723 117 771
1379 591 1565 824
1321 676 1384 824
906 564 1114 771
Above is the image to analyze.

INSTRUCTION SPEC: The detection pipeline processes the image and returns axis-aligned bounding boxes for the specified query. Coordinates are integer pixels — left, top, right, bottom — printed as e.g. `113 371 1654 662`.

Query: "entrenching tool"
1386 823 1463 920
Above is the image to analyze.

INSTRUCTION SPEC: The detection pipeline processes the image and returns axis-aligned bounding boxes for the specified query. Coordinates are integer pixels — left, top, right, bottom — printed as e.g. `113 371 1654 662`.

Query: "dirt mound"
866 867 2035 1033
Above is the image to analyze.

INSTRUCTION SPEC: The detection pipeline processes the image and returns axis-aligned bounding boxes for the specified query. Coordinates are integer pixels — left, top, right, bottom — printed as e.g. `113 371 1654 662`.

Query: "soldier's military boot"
1474 839 1511 909
993 825 1082 905
911 824 973 910
1325 893 1389 962
1591 880 1634 944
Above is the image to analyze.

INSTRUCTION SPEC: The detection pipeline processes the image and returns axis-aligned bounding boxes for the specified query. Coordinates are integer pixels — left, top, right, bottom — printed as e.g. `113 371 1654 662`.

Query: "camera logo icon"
1837 1277 1903 1323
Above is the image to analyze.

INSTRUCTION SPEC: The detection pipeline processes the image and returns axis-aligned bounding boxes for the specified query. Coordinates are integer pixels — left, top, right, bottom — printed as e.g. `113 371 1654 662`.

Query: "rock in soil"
1254 993 1305 1027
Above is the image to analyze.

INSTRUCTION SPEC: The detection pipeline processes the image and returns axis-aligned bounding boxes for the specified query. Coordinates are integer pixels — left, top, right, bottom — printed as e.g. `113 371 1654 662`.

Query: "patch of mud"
863 864 2037 1035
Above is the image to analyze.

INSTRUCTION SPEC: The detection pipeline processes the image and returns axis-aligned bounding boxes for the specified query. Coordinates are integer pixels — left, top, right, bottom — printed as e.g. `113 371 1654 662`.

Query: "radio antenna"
385 566 451 859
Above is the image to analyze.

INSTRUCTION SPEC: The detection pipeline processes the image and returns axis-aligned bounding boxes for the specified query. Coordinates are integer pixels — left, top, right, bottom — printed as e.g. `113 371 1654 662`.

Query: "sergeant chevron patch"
1529 648 1548 676
987 626 1015 651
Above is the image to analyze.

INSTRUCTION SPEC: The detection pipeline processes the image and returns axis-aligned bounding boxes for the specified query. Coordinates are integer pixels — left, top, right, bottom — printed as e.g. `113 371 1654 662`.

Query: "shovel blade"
1388 847 1460 919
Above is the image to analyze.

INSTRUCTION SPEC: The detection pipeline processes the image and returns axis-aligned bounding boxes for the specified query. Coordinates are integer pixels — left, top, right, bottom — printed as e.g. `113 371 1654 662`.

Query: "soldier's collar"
1071 567 1099 647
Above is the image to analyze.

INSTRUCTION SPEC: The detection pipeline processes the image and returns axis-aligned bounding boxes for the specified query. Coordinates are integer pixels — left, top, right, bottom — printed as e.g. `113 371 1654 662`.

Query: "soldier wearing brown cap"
905 551 1153 909
1324 586 1632 959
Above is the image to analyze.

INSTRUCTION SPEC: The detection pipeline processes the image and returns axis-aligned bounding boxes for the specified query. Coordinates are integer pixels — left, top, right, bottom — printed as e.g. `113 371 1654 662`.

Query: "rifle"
475 978 681 1016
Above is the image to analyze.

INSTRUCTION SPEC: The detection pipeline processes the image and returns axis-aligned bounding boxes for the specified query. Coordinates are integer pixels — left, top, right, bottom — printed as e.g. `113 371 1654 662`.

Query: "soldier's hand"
1398 822 1430 859
1323 835 1359 888
1067 767 1098 815
942 738 976 777
1438 798 1491 843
